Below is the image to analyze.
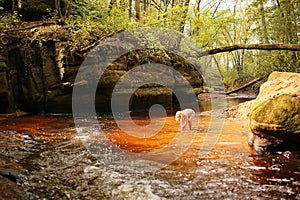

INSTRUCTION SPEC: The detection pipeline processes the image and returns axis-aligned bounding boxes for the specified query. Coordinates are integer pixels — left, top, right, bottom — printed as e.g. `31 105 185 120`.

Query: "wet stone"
0 176 29 200
0 164 27 182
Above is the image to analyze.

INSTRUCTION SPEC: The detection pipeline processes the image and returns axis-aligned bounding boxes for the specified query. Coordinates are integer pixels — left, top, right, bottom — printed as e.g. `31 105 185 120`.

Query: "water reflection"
0 113 299 199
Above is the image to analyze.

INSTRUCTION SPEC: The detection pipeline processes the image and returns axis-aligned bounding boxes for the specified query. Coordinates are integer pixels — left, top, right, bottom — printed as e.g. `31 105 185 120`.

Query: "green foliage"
160 5 189 32
246 0 300 76
65 0 134 47
0 11 19 29
193 0 299 89
5 0 298 90
191 9 237 47
0 62 7 69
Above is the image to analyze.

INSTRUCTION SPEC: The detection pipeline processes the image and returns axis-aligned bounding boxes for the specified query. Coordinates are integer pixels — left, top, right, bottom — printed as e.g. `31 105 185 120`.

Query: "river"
0 96 299 199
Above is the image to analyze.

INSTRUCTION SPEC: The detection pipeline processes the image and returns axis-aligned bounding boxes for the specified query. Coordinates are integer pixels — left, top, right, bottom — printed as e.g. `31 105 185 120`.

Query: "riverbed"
0 110 299 199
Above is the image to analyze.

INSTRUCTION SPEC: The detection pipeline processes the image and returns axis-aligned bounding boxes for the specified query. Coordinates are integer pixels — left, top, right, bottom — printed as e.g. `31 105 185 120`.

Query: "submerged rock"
248 71 300 152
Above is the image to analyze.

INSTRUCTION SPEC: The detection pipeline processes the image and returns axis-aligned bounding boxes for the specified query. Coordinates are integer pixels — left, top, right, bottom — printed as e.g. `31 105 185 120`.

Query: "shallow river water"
0 109 300 199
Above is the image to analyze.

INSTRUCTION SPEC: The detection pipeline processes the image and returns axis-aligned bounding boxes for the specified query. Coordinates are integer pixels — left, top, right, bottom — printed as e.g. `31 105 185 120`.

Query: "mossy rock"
249 94 300 134
248 72 300 152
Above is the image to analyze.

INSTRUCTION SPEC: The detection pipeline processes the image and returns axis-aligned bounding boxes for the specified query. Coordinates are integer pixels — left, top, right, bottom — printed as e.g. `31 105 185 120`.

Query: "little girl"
175 108 195 131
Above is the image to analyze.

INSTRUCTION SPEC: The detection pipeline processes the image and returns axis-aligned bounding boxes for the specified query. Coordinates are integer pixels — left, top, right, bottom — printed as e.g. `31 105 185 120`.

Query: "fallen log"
225 75 266 95
3 21 60 33
197 44 300 57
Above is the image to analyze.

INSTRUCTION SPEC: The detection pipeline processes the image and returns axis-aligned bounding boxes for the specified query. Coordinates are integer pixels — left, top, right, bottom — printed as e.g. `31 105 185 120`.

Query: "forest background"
1 0 299 91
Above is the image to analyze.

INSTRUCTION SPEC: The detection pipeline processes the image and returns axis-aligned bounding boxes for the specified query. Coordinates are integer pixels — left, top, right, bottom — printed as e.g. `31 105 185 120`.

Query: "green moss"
250 94 300 132
0 62 7 69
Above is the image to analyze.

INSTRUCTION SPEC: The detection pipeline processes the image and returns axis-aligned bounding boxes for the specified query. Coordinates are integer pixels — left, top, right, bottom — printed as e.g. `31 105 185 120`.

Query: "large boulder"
248 71 300 153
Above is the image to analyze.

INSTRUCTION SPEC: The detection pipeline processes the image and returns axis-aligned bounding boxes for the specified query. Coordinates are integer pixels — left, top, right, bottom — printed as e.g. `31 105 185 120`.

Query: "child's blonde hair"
175 111 182 122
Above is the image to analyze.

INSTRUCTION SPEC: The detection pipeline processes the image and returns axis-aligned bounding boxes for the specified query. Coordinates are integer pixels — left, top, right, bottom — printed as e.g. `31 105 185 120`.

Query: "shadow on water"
0 95 300 199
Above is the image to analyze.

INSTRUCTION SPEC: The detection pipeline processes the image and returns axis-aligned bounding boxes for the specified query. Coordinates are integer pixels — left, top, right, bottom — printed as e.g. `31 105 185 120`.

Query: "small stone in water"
269 164 281 171
118 184 134 193
83 166 100 174
21 135 31 139
283 151 292 159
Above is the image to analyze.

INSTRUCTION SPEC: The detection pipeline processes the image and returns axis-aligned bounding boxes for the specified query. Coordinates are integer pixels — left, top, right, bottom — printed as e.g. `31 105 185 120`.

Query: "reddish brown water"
0 114 299 199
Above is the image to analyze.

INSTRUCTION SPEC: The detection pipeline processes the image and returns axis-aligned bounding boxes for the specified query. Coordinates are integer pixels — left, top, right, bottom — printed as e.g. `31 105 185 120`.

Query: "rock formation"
248 71 300 153
0 24 204 114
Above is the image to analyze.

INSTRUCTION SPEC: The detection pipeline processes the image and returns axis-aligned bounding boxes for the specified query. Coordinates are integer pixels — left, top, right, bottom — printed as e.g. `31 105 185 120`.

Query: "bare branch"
197 44 300 57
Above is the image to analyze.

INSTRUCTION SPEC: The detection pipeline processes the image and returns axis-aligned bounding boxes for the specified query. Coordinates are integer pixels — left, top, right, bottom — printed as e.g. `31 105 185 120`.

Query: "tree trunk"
259 0 269 43
135 0 141 20
179 0 190 33
129 0 133 18
143 0 148 11
196 44 300 57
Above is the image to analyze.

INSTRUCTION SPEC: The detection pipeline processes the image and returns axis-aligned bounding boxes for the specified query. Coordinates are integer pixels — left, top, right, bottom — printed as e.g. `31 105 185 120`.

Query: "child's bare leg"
188 121 192 130
180 117 187 131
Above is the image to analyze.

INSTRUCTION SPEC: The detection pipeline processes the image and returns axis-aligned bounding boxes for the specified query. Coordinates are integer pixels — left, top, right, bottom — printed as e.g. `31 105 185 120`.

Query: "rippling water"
0 111 299 199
